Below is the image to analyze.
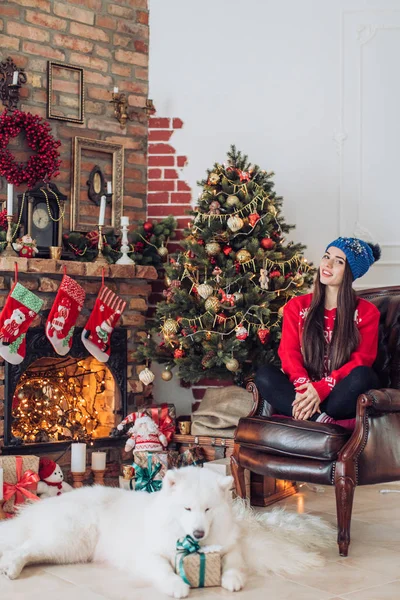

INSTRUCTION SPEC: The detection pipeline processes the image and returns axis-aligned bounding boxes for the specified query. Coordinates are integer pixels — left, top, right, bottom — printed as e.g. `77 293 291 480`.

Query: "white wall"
148 0 400 408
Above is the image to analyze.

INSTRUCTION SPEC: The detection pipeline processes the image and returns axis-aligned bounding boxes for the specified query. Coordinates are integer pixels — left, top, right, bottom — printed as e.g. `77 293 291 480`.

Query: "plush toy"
124 414 168 454
13 234 39 258
37 457 73 498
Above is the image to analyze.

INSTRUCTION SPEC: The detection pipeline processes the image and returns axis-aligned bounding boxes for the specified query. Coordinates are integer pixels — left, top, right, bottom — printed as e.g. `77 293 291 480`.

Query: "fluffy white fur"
0 466 334 598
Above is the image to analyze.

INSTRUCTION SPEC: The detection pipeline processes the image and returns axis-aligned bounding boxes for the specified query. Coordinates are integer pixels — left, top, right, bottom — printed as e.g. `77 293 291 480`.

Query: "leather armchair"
231 286 400 556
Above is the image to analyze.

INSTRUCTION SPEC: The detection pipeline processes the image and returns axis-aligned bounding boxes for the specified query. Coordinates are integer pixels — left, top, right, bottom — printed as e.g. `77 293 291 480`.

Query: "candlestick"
7 183 13 216
71 442 86 473
98 195 106 226
92 469 106 485
107 181 112 195
12 71 18 86
3 215 16 257
116 218 134 265
94 224 108 264
91 451 106 471
71 472 85 489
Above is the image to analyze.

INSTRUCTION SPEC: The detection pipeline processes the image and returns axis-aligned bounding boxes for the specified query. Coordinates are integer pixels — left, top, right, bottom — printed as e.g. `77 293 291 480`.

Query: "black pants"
255 365 380 420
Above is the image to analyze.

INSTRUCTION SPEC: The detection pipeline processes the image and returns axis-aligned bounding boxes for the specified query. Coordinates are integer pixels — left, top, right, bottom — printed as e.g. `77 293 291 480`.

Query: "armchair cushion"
236 416 352 461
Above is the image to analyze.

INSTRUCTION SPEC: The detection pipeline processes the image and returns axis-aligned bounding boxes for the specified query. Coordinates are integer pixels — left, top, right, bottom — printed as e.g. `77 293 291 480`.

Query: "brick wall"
0 0 149 230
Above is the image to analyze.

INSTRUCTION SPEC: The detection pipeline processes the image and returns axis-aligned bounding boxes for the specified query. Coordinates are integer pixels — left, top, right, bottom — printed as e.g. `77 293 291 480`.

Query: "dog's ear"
219 475 234 492
162 469 179 492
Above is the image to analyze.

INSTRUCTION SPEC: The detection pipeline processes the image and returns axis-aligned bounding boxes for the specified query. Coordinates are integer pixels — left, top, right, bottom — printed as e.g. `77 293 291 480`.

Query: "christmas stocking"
0 282 43 365
81 285 126 363
46 274 86 356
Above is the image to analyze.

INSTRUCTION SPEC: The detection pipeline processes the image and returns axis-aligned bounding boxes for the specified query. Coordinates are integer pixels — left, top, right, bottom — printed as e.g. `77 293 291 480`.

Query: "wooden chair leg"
231 443 247 499
335 474 356 557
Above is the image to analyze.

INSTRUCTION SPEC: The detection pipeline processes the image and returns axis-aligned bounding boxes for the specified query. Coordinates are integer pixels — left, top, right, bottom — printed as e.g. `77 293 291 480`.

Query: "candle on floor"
121 216 129 226
98 195 106 226
107 181 112 195
7 184 13 216
12 71 18 85
71 443 87 473
0 467 3 501
91 451 106 471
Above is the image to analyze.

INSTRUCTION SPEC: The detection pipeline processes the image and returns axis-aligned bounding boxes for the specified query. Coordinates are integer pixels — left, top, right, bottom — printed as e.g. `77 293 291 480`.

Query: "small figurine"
13 234 39 258
37 458 73 498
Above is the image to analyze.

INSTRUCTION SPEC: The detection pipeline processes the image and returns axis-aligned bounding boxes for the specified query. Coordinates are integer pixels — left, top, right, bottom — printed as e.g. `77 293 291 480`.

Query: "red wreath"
0 109 61 188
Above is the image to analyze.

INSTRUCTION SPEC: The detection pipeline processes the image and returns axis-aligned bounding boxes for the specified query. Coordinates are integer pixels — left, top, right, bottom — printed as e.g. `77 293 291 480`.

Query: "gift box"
175 536 221 588
133 450 180 492
119 476 135 491
203 458 250 499
179 446 206 467
0 455 40 513
144 403 176 444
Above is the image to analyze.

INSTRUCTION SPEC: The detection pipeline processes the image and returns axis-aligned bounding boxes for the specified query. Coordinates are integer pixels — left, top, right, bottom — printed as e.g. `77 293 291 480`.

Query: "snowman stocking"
46 273 86 356
0 282 43 364
81 285 126 363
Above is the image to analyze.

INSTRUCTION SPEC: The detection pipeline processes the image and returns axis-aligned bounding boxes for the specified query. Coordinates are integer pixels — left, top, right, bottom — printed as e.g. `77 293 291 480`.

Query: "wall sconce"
110 87 155 128
0 57 27 111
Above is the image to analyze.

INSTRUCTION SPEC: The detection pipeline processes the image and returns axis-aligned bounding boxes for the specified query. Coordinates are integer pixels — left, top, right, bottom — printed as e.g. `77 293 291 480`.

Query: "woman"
255 237 381 427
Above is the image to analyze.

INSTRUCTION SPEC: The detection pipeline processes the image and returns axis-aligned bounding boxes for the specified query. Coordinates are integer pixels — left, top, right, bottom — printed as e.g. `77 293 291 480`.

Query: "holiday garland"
0 109 61 188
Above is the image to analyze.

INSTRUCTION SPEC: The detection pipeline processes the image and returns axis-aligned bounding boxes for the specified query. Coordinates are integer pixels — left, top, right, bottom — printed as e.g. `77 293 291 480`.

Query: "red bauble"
248 213 260 227
269 270 281 278
235 324 248 341
257 328 270 344
174 348 185 359
223 246 233 256
143 221 153 232
260 237 275 250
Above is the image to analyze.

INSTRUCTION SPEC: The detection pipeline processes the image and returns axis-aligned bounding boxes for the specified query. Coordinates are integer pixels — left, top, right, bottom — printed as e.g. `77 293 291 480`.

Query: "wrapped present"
179 446 206 467
144 403 176 444
133 453 163 493
0 455 40 513
175 536 221 588
133 450 180 482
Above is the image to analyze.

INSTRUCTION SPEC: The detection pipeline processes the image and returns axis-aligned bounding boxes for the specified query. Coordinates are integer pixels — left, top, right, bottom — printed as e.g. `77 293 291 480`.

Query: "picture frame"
47 61 84 124
71 137 124 233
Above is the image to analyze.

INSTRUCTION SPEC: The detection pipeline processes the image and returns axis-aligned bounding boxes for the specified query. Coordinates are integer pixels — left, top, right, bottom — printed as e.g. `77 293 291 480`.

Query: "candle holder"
0 57 26 111
116 222 135 265
92 469 106 485
71 472 85 488
0 501 7 520
3 215 16 257
94 224 108 264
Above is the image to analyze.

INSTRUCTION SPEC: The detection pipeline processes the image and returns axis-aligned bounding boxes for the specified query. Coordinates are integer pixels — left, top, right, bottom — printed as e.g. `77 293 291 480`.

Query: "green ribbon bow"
176 535 206 588
134 455 162 493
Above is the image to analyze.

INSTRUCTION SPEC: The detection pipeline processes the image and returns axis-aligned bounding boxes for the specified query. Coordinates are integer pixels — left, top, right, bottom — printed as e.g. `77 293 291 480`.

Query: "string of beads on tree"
135 146 315 384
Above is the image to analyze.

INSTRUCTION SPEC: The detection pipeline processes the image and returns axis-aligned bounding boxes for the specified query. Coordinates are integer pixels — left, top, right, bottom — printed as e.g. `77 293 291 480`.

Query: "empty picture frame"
71 137 124 233
47 61 84 124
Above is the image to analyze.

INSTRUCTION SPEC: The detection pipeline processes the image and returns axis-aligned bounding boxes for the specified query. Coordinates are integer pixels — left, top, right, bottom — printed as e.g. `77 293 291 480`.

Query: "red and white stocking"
0 282 43 364
81 285 126 363
46 273 86 356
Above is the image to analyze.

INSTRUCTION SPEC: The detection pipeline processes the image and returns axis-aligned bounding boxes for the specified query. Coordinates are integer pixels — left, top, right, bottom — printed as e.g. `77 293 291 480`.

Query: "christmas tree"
136 146 315 384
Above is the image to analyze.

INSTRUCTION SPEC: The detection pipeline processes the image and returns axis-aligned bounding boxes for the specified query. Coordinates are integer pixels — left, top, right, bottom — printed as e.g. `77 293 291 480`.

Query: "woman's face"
319 246 346 287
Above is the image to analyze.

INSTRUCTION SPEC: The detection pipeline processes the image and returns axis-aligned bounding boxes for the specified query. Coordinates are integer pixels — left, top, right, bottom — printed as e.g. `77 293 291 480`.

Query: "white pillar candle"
0 467 3 501
113 86 119 94
91 451 106 471
121 215 129 226
107 181 112 194
12 71 18 85
7 183 13 216
98 195 106 226
71 443 87 473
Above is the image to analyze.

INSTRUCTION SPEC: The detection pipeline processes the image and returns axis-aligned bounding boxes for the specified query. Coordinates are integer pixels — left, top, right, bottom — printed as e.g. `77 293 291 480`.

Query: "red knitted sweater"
278 293 380 401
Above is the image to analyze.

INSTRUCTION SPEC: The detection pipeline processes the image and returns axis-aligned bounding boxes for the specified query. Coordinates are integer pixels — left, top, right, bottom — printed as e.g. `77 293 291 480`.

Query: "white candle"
113 86 118 94
98 195 106 226
107 181 112 194
121 215 129 226
12 71 18 85
7 183 13 216
71 443 86 473
91 451 106 471
0 467 3 502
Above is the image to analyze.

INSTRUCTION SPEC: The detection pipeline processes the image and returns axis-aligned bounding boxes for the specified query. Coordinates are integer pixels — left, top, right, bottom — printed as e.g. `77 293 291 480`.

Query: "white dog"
0 467 333 598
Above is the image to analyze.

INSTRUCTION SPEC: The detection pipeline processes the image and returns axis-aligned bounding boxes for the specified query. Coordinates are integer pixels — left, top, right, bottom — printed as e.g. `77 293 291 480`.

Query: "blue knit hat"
325 237 381 280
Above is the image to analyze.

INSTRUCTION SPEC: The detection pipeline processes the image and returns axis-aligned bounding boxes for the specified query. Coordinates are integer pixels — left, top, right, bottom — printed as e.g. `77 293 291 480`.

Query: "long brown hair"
302 262 359 380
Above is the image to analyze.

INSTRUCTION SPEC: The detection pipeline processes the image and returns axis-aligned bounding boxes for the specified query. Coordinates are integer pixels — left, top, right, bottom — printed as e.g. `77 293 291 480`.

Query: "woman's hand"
292 382 321 420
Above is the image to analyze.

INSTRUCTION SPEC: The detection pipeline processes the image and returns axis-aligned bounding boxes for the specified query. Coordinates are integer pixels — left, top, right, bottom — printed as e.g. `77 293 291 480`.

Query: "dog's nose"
193 529 205 540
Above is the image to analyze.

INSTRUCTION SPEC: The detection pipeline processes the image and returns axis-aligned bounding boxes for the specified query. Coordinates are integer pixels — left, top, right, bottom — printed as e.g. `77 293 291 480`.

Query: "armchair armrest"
245 381 261 417
364 388 400 412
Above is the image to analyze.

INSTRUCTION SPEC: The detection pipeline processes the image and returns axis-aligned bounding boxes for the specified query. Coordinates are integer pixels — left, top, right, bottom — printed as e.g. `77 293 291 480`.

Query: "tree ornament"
197 283 214 300
233 291 243 303
216 312 227 324
269 270 281 278
248 213 260 227
223 246 233 256
208 172 220 185
268 204 277 217
212 266 222 282
143 221 153 232
293 273 304 287
238 170 250 182
260 237 275 250
157 243 168 258
257 328 270 344
205 241 221 256
227 215 244 232
174 347 185 359
235 248 252 264
201 350 215 368
204 296 220 313
209 200 220 215
235 324 248 341
226 195 240 207
164 275 172 287
258 268 269 290
139 367 155 386
162 318 179 335
278 305 285 317
161 367 173 381
225 357 240 372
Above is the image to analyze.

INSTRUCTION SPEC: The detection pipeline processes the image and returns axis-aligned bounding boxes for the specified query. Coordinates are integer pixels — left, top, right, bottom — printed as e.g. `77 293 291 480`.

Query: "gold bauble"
208 172 220 185
163 318 179 335
164 275 172 286
226 195 240 207
278 305 285 317
197 283 214 300
205 242 221 256
294 274 304 287
233 291 244 303
204 296 221 313
157 243 168 258
161 368 173 381
225 357 240 372
268 204 277 217
227 215 244 232
235 249 252 264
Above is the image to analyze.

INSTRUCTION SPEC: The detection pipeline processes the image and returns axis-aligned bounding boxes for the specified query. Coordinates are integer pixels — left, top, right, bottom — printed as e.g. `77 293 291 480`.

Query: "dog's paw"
0 553 23 580
164 575 190 599
222 568 246 592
